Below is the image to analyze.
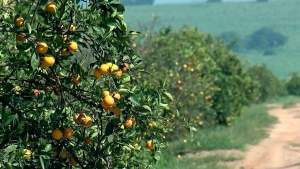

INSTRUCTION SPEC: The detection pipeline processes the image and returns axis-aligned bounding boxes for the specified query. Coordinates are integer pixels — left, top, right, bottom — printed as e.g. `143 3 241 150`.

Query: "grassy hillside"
124 0 300 78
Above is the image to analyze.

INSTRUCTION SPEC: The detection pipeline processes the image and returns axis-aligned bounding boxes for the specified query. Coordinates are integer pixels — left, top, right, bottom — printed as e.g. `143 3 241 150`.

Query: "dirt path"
233 104 300 169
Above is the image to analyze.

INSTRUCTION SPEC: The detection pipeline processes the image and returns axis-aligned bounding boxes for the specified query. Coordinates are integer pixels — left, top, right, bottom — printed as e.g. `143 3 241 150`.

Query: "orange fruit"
53 87 61 96
106 62 113 68
61 35 67 42
113 92 121 100
16 34 26 41
103 95 114 107
51 128 63 140
119 124 124 130
101 100 113 111
143 132 147 136
68 41 78 51
102 90 110 97
112 106 121 115
68 156 78 166
113 70 122 78
120 63 130 73
148 122 153 127
123 119 133 128
40 54 55 68
74 114 81 123
71 74 80 85
15 17 25 27
81 116 92 127
61 48 69 56
84 137 91 144
45 2 57 14
94 68 102 78
69 24 76 31
63 127 74 139
110 64 119 73
60 149 68 159
99 64 109 74
23 149 31 160
32 89 40 97
36 42 48 54
132 118 136 124
146 140 154 150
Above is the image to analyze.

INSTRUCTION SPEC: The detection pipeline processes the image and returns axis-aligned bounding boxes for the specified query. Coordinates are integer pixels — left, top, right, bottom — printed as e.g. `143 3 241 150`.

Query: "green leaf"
26 23 31 34
4 162 12 169
31 52 39 70
4 115 17 126
162 92 174 102
4 145 17 153
44 144 52 152
142 105 151 112
128 96 140 106
108 134 114 143
189 126 197 132
39 156 45 169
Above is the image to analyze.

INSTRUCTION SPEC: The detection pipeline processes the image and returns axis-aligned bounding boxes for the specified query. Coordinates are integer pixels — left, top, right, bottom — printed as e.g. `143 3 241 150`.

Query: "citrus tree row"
0 1 193 168
135 26 259 138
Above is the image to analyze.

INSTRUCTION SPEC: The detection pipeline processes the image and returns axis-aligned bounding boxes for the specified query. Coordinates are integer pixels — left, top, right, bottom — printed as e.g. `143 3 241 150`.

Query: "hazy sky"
154 0 255 4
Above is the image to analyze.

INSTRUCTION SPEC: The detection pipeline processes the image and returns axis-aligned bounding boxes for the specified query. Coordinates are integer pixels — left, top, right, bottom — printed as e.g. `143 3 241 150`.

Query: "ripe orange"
61 35 67 42
119 124 125 130
60 149 68 159
148 122 153 127
106 62 113 68
15 17 25 27
74 114 81 123
32 89 40 97
61 48 69 56
146 140 154 150
68 156 78 166
113 92 121 100
103 95 114 107
102 90 110 97
63 127 74 139
16 34 26 41
81 116 92 127
94 68 102 78
112 106 121 115
40 54 55 68
35 42 48 54
23 149 31 160
45 2 57 14
51 128 63 140
68 41 78 51
132 118 136 124
99 64 109 74
110 64 119 72
113 70 122 78
123 119 133 128
84 137 91 144
69 24 76 31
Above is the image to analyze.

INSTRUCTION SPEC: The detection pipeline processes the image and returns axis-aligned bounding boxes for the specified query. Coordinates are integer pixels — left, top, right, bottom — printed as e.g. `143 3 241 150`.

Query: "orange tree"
135 26 259 132
0 1 193 168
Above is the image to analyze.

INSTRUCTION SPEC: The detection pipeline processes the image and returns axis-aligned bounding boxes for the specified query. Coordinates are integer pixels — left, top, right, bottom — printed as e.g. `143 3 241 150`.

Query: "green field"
124 0 300 78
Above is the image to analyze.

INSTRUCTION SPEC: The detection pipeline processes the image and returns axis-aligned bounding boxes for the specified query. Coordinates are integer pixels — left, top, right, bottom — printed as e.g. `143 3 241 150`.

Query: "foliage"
135 26 259 135
247 64 287 102
121 0 154 5
219 31 242 52
286 73 300 96
0 0 190 168
244 27 287 51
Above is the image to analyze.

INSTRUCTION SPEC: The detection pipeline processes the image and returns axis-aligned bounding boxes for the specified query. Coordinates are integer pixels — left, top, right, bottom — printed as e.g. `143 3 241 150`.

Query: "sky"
154 0 255 4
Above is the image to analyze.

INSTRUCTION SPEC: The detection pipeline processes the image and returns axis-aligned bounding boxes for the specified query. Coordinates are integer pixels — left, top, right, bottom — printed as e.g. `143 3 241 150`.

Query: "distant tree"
121 0 154 5
244 27 287 50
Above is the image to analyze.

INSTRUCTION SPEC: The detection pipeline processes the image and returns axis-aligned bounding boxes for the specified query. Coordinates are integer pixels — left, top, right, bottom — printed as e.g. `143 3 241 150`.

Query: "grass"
124 0 300 79
267 95 300 108
154 103 277 169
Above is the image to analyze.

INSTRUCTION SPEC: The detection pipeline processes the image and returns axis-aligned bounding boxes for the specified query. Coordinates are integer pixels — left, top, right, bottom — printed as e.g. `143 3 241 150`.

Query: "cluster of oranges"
101 90 122 115
53 149 78 166
51 127 74 140
94 62 123 78
74 113 92 127
14 2 78 69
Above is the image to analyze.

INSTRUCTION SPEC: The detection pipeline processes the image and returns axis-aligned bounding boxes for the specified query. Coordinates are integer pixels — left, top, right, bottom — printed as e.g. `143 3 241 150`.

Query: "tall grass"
154 103 277 169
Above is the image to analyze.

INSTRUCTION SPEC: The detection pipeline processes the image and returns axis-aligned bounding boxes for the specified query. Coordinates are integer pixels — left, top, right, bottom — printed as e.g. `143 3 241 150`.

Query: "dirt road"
235 104 300 169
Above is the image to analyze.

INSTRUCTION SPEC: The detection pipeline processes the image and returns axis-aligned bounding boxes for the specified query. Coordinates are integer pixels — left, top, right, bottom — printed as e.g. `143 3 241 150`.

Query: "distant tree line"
120 0 154 5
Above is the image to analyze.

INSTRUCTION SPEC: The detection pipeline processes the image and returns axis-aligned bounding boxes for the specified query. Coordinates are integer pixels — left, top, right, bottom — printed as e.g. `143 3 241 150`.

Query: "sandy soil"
233 104 300 169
